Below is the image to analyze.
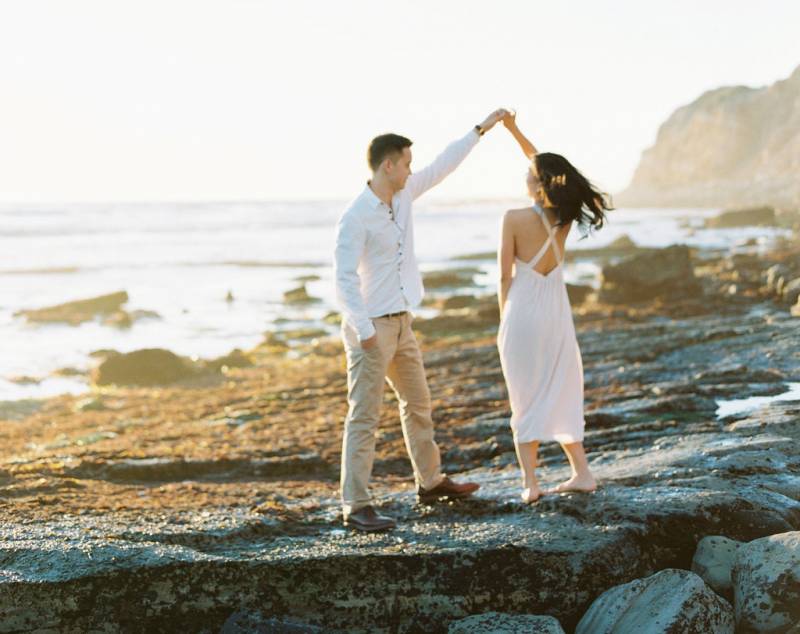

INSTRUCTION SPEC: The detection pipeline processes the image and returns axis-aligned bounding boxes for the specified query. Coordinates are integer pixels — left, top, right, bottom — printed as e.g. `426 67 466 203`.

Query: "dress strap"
532 205 562 265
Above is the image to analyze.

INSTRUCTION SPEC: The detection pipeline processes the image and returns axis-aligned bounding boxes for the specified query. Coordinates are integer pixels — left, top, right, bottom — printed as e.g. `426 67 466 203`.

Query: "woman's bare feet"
521 484 543 504
546 473 597 494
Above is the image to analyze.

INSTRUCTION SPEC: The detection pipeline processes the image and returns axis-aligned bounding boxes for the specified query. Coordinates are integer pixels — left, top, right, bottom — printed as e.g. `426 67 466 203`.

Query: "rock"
732 531 800 632
706 206 777 229
691 536 742 600
575 569 734 634
423 268 482 289
607 234 638 250
283 285 320 305
52 367 85 378
617 65 800 209
204 349 254 373
92 348 198 386
782 277 800 306
0 399 43 421
74 397 107 413
442 294 480 310
792 297 800 318
102 310 133 329
15 291 129 325
765 264 789 294
293 274 321 283
220 611 326 633
599 245 702 303
449 612 565 633
256 332 290 351
566 283 594 305
280 328 328 341
322 311 341 325
225 290 235 302
8 376 39 385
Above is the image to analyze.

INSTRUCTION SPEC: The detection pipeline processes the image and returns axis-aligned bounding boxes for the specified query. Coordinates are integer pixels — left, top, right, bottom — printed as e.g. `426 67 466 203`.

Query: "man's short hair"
367 133 412 171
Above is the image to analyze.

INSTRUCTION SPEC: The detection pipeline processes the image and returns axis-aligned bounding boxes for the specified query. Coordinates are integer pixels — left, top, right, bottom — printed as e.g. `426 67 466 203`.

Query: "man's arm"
333 213 375 344
404 108 507 201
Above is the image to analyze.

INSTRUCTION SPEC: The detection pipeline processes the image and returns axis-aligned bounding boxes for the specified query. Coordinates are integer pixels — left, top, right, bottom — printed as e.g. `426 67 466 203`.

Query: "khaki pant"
340 312 444 515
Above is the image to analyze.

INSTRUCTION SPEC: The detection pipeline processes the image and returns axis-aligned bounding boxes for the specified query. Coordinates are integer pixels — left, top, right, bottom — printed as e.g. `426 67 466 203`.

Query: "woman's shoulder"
503 206 535 222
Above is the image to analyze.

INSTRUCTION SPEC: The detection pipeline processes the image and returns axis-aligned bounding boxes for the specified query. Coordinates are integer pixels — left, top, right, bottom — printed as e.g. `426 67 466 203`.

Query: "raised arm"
405 108 508 201
498 211 516 315
502 110 538 160
333 213 375 345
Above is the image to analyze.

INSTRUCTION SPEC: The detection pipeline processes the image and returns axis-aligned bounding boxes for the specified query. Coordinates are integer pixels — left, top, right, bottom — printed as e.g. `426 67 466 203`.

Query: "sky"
1 0 799 204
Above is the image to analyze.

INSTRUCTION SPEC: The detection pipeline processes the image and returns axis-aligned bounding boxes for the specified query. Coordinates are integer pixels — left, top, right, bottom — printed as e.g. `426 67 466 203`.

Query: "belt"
376 311 408 319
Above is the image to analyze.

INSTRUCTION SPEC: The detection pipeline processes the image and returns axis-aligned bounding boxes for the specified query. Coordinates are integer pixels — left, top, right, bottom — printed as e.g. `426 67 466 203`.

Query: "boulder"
731 531 800 632
782 277 800 306
92 348 198 386
423 268 482 289
566 283 594 305
203 349 254 373
283 285 320 305
449 612 565 634
706 206 777 228
15 291 129 325
575 569 734 634
599 245 702 303
691 535 743 600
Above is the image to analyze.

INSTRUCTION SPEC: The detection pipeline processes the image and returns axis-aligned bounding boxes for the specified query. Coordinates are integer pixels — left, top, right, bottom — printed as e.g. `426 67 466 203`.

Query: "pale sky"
1 0 799 203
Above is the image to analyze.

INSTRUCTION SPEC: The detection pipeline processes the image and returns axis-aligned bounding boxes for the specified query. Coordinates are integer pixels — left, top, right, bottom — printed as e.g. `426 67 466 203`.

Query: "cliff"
618 65 800 209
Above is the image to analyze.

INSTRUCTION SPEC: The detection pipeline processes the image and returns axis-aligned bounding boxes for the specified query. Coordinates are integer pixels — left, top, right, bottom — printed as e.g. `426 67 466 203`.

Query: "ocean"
0 199 788 402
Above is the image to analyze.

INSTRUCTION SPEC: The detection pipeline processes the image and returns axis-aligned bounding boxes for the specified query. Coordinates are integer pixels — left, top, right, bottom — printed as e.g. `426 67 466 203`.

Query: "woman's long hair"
533 152 613 239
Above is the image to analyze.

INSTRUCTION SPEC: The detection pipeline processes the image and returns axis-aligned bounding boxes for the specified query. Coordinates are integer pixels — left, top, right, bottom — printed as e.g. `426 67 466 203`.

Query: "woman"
497 111 612 503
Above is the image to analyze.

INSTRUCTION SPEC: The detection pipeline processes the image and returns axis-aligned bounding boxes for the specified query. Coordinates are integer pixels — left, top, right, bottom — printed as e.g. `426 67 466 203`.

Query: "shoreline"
1 224 800 630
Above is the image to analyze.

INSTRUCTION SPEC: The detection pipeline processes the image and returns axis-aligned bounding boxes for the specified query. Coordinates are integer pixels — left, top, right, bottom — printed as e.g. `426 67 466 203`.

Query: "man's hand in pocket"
360 334 378 350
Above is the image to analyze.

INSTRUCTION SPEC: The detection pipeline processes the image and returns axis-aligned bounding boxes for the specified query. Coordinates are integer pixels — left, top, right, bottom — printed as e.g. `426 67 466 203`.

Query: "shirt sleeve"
404 128 481 201
333 212 375 341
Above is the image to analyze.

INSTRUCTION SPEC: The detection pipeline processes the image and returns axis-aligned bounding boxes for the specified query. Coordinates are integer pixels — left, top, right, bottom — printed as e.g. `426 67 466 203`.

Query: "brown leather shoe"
417 476 480 504
343 505 397 532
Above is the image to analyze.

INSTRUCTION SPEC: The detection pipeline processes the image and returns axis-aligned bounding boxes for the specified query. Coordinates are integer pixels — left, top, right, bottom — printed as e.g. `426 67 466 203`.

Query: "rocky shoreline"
1 208 799 632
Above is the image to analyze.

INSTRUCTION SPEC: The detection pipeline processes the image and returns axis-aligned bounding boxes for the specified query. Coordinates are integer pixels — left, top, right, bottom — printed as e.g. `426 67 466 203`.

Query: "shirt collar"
362 181 387 211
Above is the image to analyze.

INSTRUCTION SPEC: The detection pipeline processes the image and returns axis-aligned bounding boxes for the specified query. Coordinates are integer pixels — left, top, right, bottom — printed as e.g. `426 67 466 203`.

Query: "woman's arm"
503 110 538 160
498 211 515 315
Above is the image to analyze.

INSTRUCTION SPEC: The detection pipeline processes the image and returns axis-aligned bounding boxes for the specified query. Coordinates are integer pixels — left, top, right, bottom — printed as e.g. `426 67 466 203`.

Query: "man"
333 108 508 531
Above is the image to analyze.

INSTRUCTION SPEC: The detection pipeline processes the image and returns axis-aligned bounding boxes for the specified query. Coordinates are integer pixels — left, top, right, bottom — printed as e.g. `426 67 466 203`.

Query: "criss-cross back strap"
527 205 562 268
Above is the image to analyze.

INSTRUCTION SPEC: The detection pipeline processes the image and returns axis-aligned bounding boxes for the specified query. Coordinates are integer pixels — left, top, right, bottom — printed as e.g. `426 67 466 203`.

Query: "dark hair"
367 133 412 171
533 152 612 239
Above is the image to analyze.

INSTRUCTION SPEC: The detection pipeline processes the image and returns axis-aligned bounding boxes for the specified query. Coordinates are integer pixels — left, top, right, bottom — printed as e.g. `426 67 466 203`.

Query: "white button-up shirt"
334 128 480 341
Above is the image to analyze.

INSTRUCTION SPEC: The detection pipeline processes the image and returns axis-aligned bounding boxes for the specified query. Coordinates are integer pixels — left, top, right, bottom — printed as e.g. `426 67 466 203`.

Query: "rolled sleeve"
333 213 375 341
404 128 480 200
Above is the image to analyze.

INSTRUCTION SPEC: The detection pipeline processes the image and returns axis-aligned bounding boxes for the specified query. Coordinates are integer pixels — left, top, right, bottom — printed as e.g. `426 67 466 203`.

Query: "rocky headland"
618 64 800 209
1 212 800 632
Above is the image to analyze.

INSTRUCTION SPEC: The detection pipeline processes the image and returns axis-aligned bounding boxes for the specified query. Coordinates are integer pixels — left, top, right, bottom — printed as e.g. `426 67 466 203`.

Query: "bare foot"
546 474 597 495
521 484 543 504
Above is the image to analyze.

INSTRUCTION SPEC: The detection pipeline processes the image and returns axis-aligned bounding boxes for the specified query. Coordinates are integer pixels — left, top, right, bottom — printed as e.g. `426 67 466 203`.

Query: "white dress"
497 205 586 444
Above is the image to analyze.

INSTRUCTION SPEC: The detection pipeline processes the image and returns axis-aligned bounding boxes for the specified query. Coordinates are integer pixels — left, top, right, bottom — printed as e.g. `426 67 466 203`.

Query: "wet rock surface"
731 531 800 632
691 535 742 601
449 613 565 633
1 240 800 632
574 569 734 634
15 290 130 325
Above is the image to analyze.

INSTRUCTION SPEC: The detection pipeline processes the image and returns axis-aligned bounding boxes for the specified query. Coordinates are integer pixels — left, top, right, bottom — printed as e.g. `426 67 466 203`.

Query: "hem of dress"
512 433 584 444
